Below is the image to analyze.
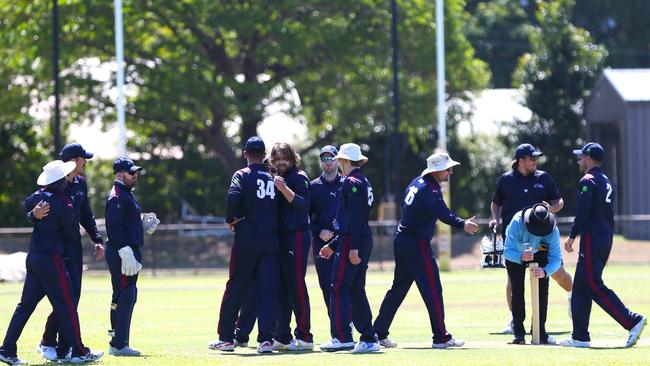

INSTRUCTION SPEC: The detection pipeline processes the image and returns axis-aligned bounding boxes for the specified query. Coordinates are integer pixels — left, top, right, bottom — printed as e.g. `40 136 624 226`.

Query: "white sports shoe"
37 344 57 361
378 337 397 348
567 293 573 320
502 320 514 334
320 338 356 352
109 345 141 356
544 335 556 345
559 338 591 348
234 339 248 348
351 341 380 354
70 349 104 363
207 340 235 352
0 353 27 365
626 316 647 348
286 339 314 351
271 340 288 351
432 338 465 349
257 341 273 354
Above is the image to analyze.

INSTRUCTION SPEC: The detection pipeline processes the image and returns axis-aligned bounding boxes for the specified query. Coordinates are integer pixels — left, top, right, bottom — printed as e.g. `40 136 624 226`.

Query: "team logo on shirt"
534 183 544 189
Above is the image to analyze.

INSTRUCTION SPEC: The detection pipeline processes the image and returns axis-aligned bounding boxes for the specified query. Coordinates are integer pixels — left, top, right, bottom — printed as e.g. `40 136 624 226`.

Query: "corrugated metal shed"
585 69 650 239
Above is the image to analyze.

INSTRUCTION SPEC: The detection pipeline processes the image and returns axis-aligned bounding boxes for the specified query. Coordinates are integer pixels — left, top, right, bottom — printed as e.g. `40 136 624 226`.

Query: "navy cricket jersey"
569 166 615 238
67 175 103 244
277 166 310 232
226 163 279 250
396 175 465 242
22 187 78 254
309 173 344 238
492 169 561 231
334 168 372 249
105 181 144 250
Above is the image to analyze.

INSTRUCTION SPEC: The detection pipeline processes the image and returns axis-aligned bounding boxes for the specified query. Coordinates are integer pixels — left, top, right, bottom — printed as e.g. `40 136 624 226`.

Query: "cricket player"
209 136 279 354
560 142 646 348
27 143 105 361
105 157 147 356
373 152 477 348
504 204 562 345
270 142 313 351
319 143 378 353
0 161 103 365
489 143 572 333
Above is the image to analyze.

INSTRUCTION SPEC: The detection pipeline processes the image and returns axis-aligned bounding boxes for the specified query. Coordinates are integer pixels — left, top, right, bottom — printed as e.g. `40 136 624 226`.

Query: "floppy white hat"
334 143 368 163
421 152 461 176
37 160 76 186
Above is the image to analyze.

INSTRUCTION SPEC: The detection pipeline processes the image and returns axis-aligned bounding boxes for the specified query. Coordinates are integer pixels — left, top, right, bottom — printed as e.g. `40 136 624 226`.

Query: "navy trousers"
105 244 140 349
329 235 375 343
233 286 257 344
1 252 86 357
373 236 452 343
41 243 83 356
312 235 334 318
571 233 643 341
217 241 278 344
274 230 313 344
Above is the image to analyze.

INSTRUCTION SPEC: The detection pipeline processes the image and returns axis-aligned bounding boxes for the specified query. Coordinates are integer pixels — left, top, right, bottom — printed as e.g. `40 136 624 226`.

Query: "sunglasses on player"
320 156 335 163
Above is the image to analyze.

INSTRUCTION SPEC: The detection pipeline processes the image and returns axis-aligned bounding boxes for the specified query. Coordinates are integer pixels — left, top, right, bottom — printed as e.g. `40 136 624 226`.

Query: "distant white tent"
0 252 27 282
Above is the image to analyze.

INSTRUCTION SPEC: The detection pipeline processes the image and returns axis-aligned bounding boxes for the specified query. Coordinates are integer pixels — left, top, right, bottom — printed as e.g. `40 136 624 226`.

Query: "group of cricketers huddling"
0 138 646 365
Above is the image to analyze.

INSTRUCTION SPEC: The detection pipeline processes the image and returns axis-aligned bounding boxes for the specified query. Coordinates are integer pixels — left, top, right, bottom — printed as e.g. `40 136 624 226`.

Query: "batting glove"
142 212 160 235
118 246 142 276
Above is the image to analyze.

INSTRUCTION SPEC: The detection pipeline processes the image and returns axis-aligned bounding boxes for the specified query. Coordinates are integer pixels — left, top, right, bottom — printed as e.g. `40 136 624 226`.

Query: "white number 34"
257 179 276 199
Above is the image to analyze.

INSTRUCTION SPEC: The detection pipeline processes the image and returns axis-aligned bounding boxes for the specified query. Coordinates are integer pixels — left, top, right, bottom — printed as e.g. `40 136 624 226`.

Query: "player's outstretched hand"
464 216 478 235
349 249 361 265
94 243 105 261
319 245 334 259
564 237 575 253
32 200 50 220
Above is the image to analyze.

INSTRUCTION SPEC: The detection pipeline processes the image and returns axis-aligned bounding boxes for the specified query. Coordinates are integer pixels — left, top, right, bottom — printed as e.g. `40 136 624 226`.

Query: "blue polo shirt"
492 169 561 235
504 211 562 277
569 167 614 238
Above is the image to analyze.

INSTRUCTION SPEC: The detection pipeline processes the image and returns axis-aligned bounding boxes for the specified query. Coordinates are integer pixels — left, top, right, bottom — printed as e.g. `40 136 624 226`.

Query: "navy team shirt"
105 181 144 250
226 163 279 251
492 169 561 233
309 173 344 239
396 175 465 242
334 168 372 249
67 175 103 244
22 187 78 254
277 166 310 233
569 166 614 238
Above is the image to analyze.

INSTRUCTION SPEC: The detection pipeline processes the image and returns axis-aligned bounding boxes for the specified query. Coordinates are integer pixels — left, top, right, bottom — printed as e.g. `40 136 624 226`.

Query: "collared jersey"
569 166 614 238
396 175 465 242
309 173 344 238
66 175 103 244
334 168 372 249
226 163 279 249
22 187 78 254
504 210 562 276
105 181 144 250
492 169 561 232
277 166 310 232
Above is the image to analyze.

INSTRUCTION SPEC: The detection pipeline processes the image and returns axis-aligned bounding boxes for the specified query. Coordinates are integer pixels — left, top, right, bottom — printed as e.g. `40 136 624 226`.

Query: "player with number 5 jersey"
209 136 280 354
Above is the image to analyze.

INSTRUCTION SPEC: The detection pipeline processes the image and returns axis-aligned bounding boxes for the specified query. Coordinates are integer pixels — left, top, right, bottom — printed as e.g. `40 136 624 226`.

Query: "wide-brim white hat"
421 152 461 176
333 143 368 162
37 160 76 186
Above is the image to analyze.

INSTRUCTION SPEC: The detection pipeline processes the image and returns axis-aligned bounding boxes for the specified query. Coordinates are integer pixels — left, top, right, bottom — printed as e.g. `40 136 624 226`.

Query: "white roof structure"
603 68 650 102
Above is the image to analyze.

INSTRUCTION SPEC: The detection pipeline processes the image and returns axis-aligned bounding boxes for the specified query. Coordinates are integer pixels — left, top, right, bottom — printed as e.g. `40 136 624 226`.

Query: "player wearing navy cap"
269 142 314 351
104 157 147 356
319 143 378 353
0 161 103 365
209 136 280 354
309 145 344 317
489 143 572 334
373 152 477 349
27 143 105 361
560 143 646 348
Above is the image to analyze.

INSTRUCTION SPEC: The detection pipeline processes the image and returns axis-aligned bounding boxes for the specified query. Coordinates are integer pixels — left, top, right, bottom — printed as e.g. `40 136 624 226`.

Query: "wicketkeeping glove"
142 212 160 235
118 246 142 276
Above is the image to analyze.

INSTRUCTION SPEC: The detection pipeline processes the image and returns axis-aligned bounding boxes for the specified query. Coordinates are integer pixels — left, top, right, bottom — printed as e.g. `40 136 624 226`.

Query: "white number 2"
404 186 418 205
605 183 612 203
256 179 276 199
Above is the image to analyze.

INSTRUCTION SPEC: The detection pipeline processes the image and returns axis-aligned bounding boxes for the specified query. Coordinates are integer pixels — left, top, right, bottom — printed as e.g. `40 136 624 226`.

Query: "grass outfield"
1 264 649 365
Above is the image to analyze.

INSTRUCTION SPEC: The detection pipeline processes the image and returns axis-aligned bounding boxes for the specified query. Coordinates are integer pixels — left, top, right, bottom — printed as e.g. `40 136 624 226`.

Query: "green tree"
512 0 607 212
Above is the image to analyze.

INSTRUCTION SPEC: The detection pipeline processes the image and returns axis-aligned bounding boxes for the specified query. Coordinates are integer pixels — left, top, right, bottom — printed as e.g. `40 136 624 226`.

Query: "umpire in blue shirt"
560 143 646 348
373 152 477 349
504 204 562 345
105 157 145 357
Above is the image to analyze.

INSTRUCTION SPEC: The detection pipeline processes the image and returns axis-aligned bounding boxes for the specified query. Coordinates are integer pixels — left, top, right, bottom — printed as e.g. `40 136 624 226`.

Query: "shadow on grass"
402 347 471 350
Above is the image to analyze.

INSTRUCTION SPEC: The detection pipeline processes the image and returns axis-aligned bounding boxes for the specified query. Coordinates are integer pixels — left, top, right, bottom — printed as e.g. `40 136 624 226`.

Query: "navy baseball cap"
59 143 94 162
514 143 543 159
319 145 338 156
244 136 265 153
573 142 604 161
113 157 144 174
